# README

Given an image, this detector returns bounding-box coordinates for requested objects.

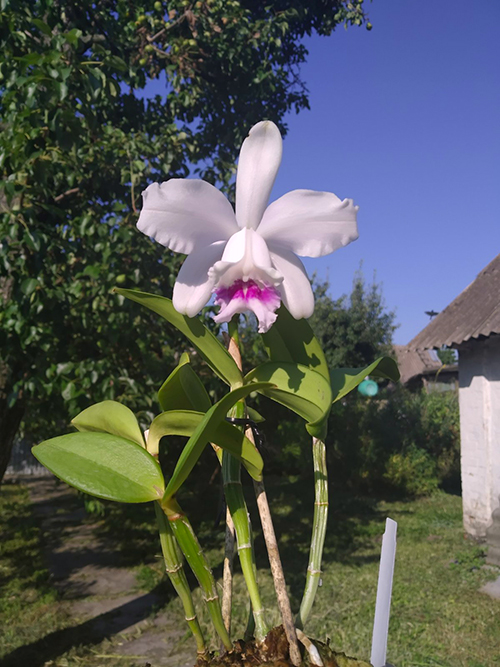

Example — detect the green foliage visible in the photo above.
[246,299,399,442]
[32,431,165,502]
[162,381,272,507]
[80,492,107,517]
[243,277,399,475]
[327,387,461,495]
[330,356,400,403]
[147,409,264,480]
[310,270,397,370]
[135,563,161,591]
[32,380,266,506]
[384,444,439,496]
[261,305,330,381]
[71,399,145,446]
[0,0,369,470]
[116,289,243,387]
[437,346,457,365]
[246,361,333,438]
[157,353,211,413]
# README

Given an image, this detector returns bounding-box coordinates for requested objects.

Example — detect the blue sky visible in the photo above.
[270,1,500,344]
[144,1,500,344]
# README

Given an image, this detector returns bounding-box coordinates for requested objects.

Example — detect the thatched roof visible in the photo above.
[408,253,500,350]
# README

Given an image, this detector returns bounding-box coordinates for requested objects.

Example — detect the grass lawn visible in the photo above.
[1,476,499,667]
[0,483,70,658]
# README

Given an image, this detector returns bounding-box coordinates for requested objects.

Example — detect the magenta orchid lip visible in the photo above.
[213,279,281,333]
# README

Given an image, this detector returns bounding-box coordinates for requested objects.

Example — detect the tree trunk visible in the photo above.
[0,397,25,482]
[0,271,25,482]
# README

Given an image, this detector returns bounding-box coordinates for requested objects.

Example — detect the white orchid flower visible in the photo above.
[137,120,359,333]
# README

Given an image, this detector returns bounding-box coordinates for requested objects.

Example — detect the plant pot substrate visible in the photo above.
[193,626,372,667]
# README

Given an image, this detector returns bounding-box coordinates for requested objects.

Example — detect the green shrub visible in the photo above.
[178,385,460,499]
[325,386,460,496]
[384,444,439,496]
[79,492,107,517]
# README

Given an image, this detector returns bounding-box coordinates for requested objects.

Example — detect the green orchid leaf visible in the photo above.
[147,410,263,481]
[32,432,164,503]
[331,356,400,403]
[261,306,330,382]
[158,352,211,413]
[245,362,332,439]
[163,382,273,503]
[246,406,265,423]
[71,400,145,447]
[366,356,400,381]
[115,288,243,388]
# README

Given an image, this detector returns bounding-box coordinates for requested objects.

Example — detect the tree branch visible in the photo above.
[54,187,80,203]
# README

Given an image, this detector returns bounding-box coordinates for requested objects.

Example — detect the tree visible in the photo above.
[0,0,370,480]
[437,347,457,365]
[309,269,397,370]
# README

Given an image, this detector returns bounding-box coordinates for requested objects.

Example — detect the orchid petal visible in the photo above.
[138,179,238,255]
[268,246,315,320]
[173,241,226,317]
[258,189,359,258]
[235,121,282,230]
[210,228,282,288]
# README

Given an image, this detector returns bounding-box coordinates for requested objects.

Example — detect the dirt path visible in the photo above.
[24,477,196,667]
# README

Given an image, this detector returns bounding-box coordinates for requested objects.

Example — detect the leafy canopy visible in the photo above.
[310,269,397,370]
[0,0,369,476]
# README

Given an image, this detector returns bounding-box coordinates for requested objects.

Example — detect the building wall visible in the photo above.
[5,436,50,477]
[459,335,500,537]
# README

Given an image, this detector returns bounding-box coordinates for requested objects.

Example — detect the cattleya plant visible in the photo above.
[33,122,399,667]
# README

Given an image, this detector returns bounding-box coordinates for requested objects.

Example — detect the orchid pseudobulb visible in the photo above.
[137,121,359,333]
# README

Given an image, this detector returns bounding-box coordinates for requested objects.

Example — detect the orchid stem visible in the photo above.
[162,503,232,651]
[296,437,328,630]
[154,502,206,655]
[222,319,270,642]
[225,319,299,658]
[222,504,236,637]
[223,444,270,641]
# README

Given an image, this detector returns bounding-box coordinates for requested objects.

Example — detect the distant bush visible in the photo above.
[79,386,459,506]
[325,386,461,496]
[384,445,439,496]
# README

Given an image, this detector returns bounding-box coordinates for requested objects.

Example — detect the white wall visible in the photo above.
[459,335,500,537]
